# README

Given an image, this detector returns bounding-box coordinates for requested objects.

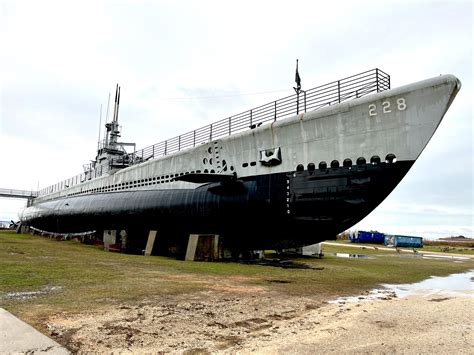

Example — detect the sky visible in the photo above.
[0,0,472,239]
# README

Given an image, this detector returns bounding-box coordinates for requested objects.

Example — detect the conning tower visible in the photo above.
[83,84,136,180]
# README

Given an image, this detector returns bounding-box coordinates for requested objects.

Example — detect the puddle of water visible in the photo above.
[331,253,369,259]
[328,289,395,304]
[390,253,470,263]
[421,254,470,261]
[328,270,474,304]
[382,270,474,298]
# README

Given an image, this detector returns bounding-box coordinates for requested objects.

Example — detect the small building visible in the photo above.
[349,230,385,244]
[384,234,423,248]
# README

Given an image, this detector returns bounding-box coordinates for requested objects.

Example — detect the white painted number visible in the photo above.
[397,97,406,110]
[368,97,406,117]
[368,104,377,117]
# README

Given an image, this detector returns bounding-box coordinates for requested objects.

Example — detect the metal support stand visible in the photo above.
[18,224,30,234]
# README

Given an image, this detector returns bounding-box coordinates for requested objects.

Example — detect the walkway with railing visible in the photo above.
[0,188,38,199]
[38,68,390,197]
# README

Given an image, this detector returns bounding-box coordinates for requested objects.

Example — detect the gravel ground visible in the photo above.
[46,287,473,354]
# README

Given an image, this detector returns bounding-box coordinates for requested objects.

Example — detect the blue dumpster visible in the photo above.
[349,231,385,244]
[384,235,423,248]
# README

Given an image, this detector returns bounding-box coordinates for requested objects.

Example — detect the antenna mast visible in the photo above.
[104,93,111,143]
[115,86,121,122]
[97,104,102,151]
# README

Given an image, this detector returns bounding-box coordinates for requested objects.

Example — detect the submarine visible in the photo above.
[19,69,461,253]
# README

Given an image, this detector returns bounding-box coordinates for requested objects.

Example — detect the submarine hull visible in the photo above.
[20,73,460,250]
[21,161,413,249]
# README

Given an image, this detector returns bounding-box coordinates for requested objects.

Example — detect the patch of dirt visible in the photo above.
[45,290,474,354]
[46,291,311,353]
[208,285,265,293]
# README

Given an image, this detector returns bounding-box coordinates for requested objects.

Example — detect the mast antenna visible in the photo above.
[97,104,102,151]
[112,84,118,123]
[104,92,111,138]
[115,86,121,123]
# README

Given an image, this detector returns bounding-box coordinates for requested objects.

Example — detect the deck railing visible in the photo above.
[135,68,390,160]
[38,68,390,197]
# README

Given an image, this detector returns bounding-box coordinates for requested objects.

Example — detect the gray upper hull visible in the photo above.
[33,74,460,203]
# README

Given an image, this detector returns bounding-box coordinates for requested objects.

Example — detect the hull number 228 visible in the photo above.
[369,98,406,117]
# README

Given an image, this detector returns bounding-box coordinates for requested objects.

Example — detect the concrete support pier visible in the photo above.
[185,234,220,261]
[103,230,117,251]
[144,230,159,256]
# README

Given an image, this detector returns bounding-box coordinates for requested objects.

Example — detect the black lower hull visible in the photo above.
[21,161,414,249]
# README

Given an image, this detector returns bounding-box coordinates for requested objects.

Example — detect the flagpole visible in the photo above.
[294,59,302,114]
[297,91,299,114]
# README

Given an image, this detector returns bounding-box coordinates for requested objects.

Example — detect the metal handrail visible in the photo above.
[132,69,389,160]
[38,68,390,197]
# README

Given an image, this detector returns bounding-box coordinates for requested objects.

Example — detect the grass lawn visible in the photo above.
[419,244,474,255]
[1,230,473,325]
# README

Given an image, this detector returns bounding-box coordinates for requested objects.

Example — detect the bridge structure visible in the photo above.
[0,188,38,202]
[0,189,38,227]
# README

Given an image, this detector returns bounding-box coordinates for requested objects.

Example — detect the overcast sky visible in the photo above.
[0,0,472,238]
